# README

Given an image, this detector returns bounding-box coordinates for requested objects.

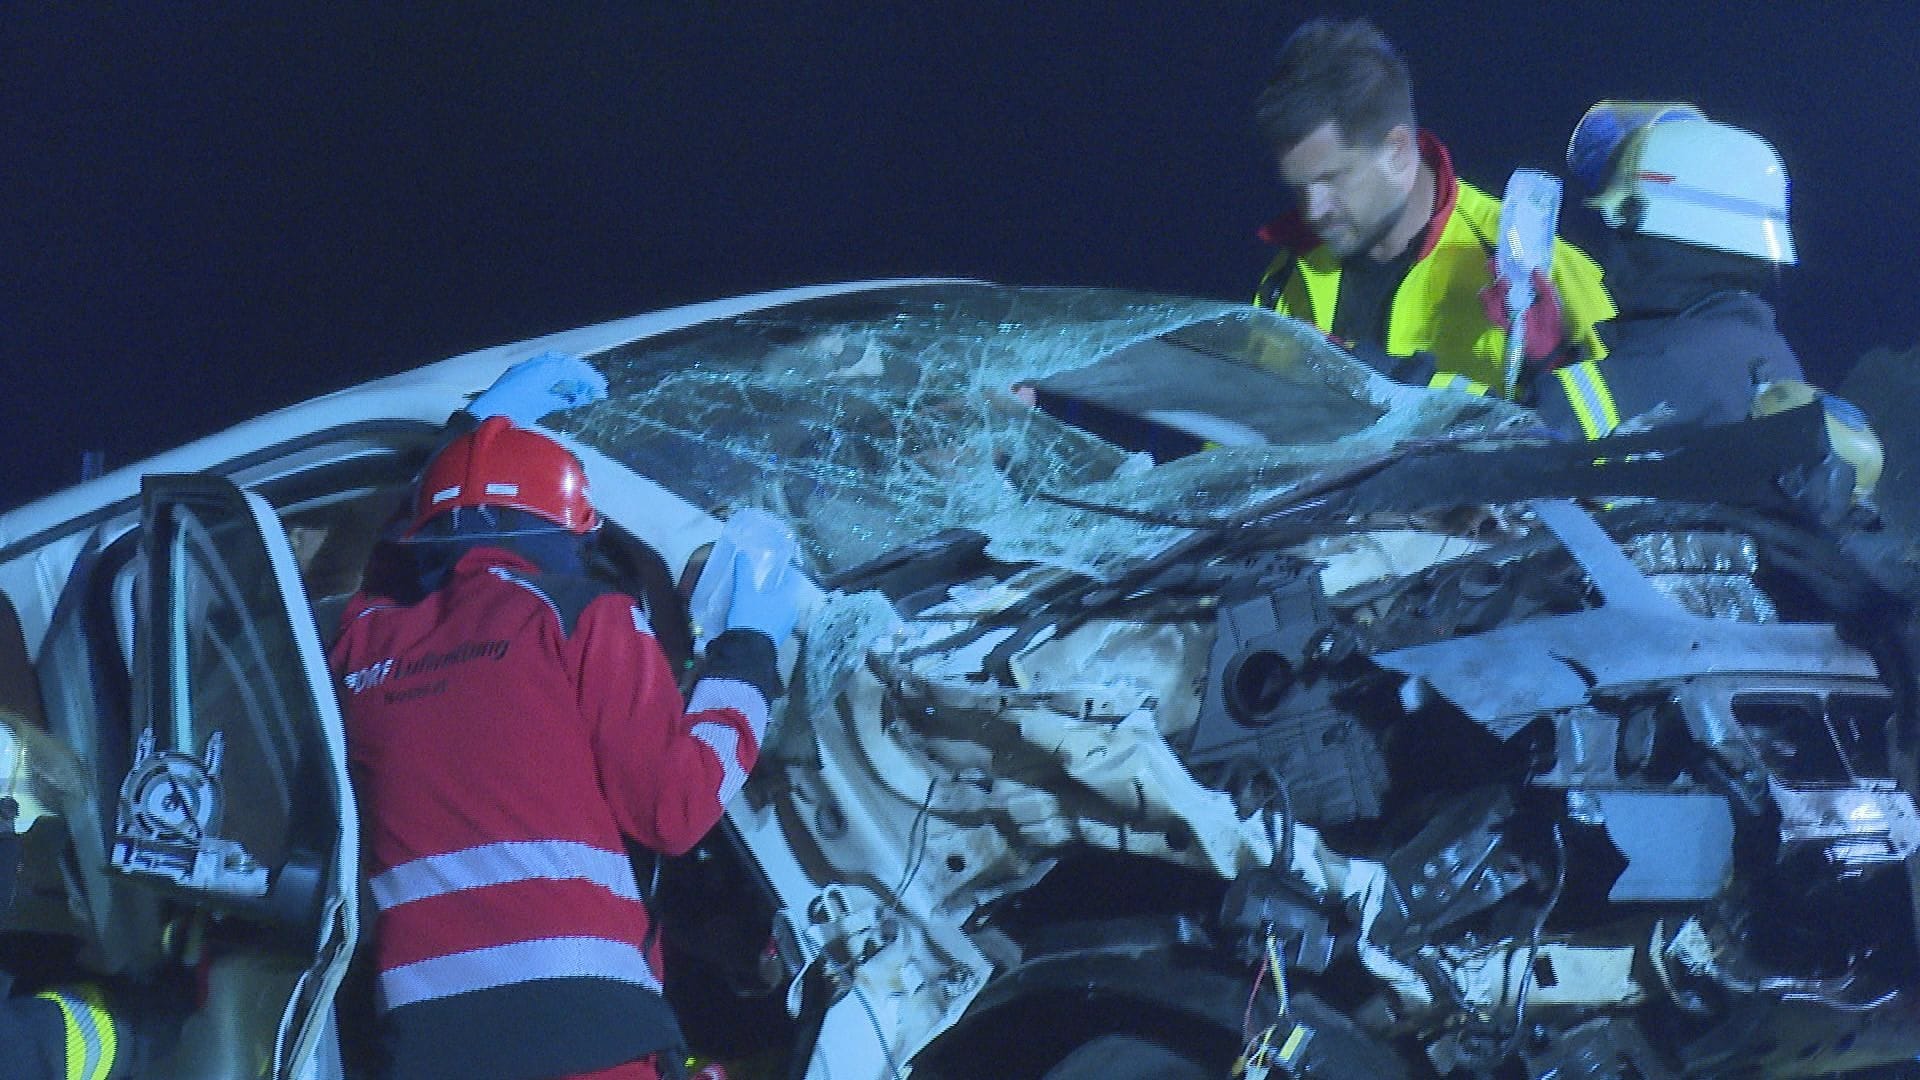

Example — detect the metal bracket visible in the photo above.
[110,728,267,898]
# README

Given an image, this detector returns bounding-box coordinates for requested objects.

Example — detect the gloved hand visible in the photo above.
[1478,266,1567,368]
[469,351,609,425]
[724,547,808,644]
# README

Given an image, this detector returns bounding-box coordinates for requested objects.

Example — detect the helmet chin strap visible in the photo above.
[402,505,586,544]
[408,508,594,594]
[400,526,576,545]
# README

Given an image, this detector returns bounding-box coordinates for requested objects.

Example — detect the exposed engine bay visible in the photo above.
[566,285,1920,1076]
[793,483,1920,1077]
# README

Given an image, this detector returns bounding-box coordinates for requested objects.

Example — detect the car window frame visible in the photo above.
[135,473,360,1080]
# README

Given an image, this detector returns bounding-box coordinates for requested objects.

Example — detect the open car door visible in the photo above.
[115,474,359,1079]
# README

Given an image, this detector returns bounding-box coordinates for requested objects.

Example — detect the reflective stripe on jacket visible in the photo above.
[1255,132,1614,399]
[33,986,116,1080]
[1552,360,1622,438]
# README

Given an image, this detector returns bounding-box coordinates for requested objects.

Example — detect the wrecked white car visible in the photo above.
[1,282,1917,1079]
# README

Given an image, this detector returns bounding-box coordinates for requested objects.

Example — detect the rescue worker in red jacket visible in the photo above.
[331,413,805,1080]
[1250,16,1614,396]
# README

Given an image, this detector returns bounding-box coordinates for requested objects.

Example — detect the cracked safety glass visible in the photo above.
[556,284,1527,579]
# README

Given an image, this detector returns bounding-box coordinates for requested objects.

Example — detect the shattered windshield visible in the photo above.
[560,284,1527,578]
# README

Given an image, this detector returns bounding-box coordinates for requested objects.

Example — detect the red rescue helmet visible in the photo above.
[408,416,599,535]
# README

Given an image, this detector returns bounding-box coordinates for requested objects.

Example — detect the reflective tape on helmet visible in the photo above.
[34,985,117,1080]
[1640,175,1790,231]
[1554,361,1620,440]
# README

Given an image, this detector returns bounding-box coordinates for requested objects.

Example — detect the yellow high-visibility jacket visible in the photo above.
[1255,133,1614,399]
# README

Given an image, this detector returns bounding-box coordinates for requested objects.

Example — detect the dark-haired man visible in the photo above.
[1252,16,1614,397]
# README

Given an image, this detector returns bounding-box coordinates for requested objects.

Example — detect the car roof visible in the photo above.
[0,279,964,551]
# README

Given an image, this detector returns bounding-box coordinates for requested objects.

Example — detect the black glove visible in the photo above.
[1343,339,1438,387]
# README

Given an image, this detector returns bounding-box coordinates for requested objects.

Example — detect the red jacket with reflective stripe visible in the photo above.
[330,546,775,1079]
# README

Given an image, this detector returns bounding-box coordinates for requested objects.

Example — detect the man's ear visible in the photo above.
[1381,124,1417,175]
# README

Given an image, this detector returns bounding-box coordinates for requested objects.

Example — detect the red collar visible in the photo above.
[1409,131,1458,261]
[1257,129,1459,262]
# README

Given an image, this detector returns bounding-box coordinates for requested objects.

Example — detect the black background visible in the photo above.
[6,4,1916,512]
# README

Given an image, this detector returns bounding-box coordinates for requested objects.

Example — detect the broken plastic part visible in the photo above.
[1519,1015,1675,1080]
[1770,779,1920,869]
[1219,867,1337,975]
[1440,941,1644,1009]
[1586,791,1734,901]
[1189,563,1389,825]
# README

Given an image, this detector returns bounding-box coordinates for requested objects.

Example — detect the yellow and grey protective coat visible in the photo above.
[1255,132,1614,400]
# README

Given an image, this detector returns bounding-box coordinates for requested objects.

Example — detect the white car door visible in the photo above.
[125,474,358,1079]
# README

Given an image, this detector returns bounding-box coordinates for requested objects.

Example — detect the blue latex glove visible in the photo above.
[724,548,807,644]
[469,351,609,425]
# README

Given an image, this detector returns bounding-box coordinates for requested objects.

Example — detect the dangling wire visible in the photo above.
[853,980,905,1080]
[1236,1024,1277,1079]
[1241,937,1269,1039]
[884,777,941,917]
[1267,928,1291,1019]
[1260,766,1296,874]
[1236,926,1294,1078]
[1503,820,1567,1058]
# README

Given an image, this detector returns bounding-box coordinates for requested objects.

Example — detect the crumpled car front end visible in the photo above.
[562,284,1920,1078]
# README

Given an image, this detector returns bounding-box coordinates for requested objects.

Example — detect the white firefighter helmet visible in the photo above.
[1566,100,1707,192]
[1589,117,1796,265]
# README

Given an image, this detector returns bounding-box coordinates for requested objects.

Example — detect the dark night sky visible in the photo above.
[5,4,1917,513]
